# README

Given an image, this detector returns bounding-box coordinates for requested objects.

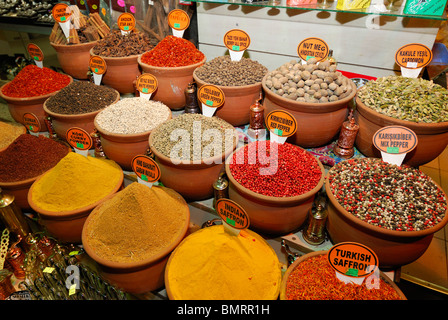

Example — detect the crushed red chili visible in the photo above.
[285,254,403,300]
[1,65,71,98]
[0,134,69,182]
[140,35,205,67]
[229,141,322,197]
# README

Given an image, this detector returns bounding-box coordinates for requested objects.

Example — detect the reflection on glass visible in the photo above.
[318,0,331,8]
[386,0,399,11]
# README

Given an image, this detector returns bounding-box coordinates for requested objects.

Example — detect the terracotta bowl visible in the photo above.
[224,145,325,235]
[325,167,448,268]
[148,127,239,202]
[51,41,98,80]
[81,186,190,294]
[90,48,141,94]
[354,96,448,167]
[138,56,206,110]
[279,251,407,300]
[94,110,172,171]
[193,72,262,127]
[0,76,73,132]
[28,167,124,243]
[262,75,357,148]
[43,89,120,142]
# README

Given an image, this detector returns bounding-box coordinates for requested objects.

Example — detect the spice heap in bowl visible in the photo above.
[82,182,190,294]
[280,251,405,300]
[325,158,448,267]
[94,97,172,170]
[355,75,448,167]
[225,141,325,235]
[138,35,206,110]
[149,114,238,200]
[0,121,26,151]
[28,152,123,243]
[193,56,268,126]
[0,134,70,209]
[44,81,120,141]
[0,65,72,130]
[262,58,357,147]
[165,224,281,300]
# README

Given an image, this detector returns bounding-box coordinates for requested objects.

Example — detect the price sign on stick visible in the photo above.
[297,37,329,63]
[395,43,432,78]
[224,29,250,62]
[135,73,158,100]
[265,110,297,144]
[131,155,161,188]
[89,55,107,85]
[197,84,225,117]
[373,125,418,166]
[168,9,190,38]
[52,3,72,42]
[66,127,93,157]
[22,113,41,134]
[117,12,135,35]
[27,43,44,68]
[215,198,250,236]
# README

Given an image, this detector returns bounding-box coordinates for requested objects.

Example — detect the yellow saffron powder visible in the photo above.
[30,152,122,212]
[166,225,282,300]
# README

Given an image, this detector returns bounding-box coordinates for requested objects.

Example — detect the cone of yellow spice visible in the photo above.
[165,224,282,300]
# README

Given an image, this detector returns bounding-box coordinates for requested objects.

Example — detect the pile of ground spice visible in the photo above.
[0,134,69,182]
[84,183,188,263]
[0,121,25,150]
[1,65,71,98]
[45,81,118,115]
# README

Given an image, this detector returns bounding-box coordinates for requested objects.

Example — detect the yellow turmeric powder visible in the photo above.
[165,225,282,300]
[83,182,189,263]
[30,152,123,212]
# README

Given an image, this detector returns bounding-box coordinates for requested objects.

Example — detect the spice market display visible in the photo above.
[0,1,447,304]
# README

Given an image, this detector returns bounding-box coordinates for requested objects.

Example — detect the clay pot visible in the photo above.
[354,96,448,167]
[90,48,141,94]
[148,127,239,202]
[0,77,73,132]
[81,186,190,294]
[94,111,172,171]
[325,167,448,268]
[193,72,262,127]
[262,75,357,148]
[51,41,98,80]
[28,167,124,243]
[279,251,407,300]
[138,56,206,110]
[224,145,325,235]
[43,89,120,142]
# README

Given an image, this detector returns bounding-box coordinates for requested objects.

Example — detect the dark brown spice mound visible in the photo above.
[92,30,158,57]
[0,134,69,182]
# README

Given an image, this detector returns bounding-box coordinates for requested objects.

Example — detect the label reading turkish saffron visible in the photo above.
[66,127,93,151]
[197,85,225,108]
[265,110,297,137]
[52,3,71,23]
[168,9,190,31]
[297,37,329,62]
[373,126,418,155]
[131,155,161,183]
[22,113,41,133]
[223,29,251,52]
[216,199,250,230]
[27,43,44,62]
[89,55,107,75]
[395,43,432,69]
[328,242,379,278]
[117,13,136,32]
[135,73,158,94]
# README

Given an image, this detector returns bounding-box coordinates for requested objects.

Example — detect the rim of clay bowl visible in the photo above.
[89,48,141,65]
[261,73,357,113]
[138,55,206,72]
[325,158,448,238]
[0,123,26,153]
[0,76,73,103]
[81,185,190,270]
[148,119,239,168]
[43,88,120,119]
[224,143,326,206]
[50,40,98,51]
[355,95,448,134]
[193,69,264,93]
[93,101,172,141]
[27,161,124,220]
[279,250,407,300]
[164,224,281,300]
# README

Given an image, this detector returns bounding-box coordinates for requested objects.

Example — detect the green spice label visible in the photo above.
[215,199,250,230]
[373,126,418,155]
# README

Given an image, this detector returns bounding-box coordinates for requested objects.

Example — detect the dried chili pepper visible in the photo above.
[140,35,205,67]
[1,65,71,98]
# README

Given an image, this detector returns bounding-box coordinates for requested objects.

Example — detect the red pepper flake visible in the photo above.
[140,35,205,67]
[285,254,403,300]
[1,65,71,98]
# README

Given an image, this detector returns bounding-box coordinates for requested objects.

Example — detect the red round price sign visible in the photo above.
[131,155,161,183]
[328,242,379,278]
[215,199,250,230]
[66,127,93,150]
